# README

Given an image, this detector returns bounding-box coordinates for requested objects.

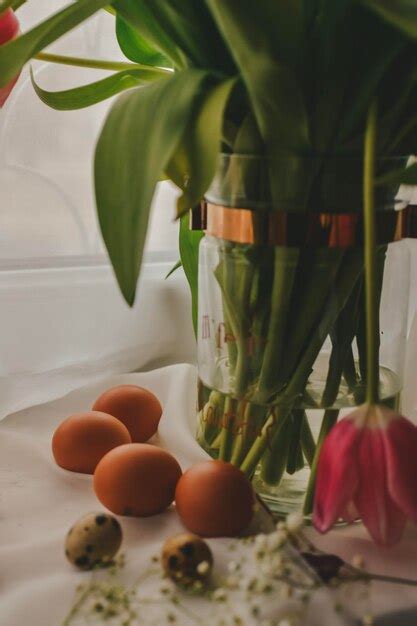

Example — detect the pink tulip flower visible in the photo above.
[313,404,417,545]
[0,8,20,107]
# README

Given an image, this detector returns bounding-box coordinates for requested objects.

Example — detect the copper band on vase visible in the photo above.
[191,202,417,247]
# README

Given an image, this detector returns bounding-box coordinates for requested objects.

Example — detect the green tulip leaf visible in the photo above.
[0,0,26,10]
[377,162,417,186]
[207,0,310,154]
[362,0,417,38]
[165,259,182,280]
[134,0,236,74]
[94,69,209,305]
[174,77,237,216]
[0,0,27,10]
[116,15,172,68]
[31,66,166,110]
[0,0,110,87]
[113,0,186,69]
[179,214,203,336]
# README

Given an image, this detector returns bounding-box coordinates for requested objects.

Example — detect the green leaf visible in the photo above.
[94,69,209,305]
[0,0,26,10]
[179,214,203,336]
[174,77,237,216]
[116,15,172,67]
[302,0,320,32]
[336,16,404,142]
[233,112,264,154]
[0,0,110,87]
[207,1,310,154]
[208,0,305,69]
[165,259,182,280]
[377,162,417,186]
[136,0,236,73]
[113,0,186,69]
[31,67,166,110]
[312,5,404,151]
[361,0,417,38]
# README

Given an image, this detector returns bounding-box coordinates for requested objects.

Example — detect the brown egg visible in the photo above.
[92,385,162,443]
[52,411,131,474]
[175,460,255,537]
[93,443,182,517]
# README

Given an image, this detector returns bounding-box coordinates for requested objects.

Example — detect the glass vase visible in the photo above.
[195,154,412,518]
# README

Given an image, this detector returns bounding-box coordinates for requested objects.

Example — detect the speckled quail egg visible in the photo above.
[65,512,122,570]
[162,533,213,587]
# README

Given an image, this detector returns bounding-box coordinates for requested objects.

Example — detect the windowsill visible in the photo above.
[0,255,196,419]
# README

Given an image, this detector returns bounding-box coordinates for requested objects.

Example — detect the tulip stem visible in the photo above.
[363,99,379,405]
[303,409,339,515]
[34,52,170,75]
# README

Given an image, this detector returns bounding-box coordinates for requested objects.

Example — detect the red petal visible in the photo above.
[313,418,360,533]
[0,9,19,107]
[341,500,360,523]
[0,9,19,45]
[354,427,406,545]
[383,414,417,522]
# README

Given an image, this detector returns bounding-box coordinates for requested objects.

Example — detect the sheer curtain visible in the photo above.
[0,3,195,419]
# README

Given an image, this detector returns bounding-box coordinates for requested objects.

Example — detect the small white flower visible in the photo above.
[279,584,292,599]
[352,554,365,569]
[269,530,287,550]
[255,533,268,550]
[286,511,304,534]
[228,560,239,573]
[196,560,210,575]
[225,575,239,589]
[212,588,227,602]
[245,576,258,592]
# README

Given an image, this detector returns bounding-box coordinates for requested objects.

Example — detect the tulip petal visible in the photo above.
[355,427,406,545]
[383,414,417,522]
[0,9,19,45]
[313,418,360,533]
[0,9,19,108]
[341,500,360,524]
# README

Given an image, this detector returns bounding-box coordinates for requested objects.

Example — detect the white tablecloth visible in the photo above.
[1,364,417,626]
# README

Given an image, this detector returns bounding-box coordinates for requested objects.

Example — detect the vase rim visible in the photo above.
[217,152,411,162]
[205,153,413,214]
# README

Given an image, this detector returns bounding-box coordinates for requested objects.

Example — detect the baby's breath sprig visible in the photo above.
[63,512,409,626]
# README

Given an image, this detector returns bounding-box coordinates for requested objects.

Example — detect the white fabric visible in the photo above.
[1,364,417,626]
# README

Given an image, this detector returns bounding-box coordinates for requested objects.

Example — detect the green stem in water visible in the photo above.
[230,402,268,466]
[241,250,363,478]
[300,415,316,467]
[197,391,224,449]
[363,100,379,405]
[219,397,238,461]
[34,52,170,75]
[286,410,305,475]
[240,406,291,477]
[303,409,339,515]
[260,415,293,485]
